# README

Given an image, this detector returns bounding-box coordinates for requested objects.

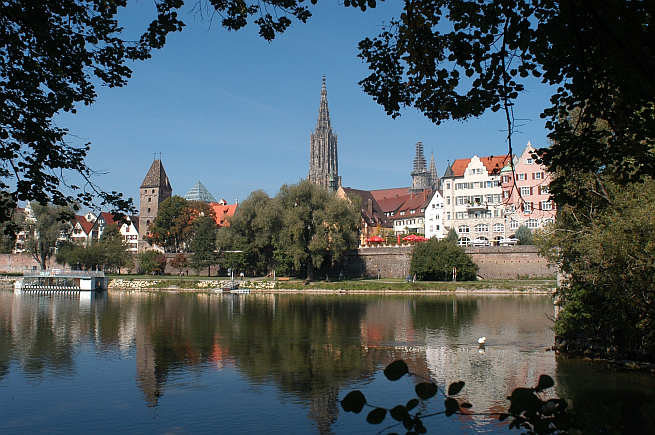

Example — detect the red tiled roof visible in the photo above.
[209,202,237,227]
[74,216,93,234]
[449,155,512,177]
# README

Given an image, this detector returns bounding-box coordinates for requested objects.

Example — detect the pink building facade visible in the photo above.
[501,143,556,233]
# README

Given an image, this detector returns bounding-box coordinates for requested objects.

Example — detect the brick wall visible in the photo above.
[0,254,45,272]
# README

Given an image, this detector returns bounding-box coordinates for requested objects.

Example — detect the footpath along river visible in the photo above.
[1,290,654,434]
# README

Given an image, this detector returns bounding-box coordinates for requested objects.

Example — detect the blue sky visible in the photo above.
[56,0,553,211]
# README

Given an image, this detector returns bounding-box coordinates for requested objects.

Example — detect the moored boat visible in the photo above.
[14,270,108,292]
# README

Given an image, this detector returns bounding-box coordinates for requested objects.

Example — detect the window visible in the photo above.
[432,204,436,209]
[526,158,534,164]
[544,218,555,224]
[502,175,510,183]
[474,223,489,232]
[503,190,510,199]
[400,211,405,215]
[446,196,451,205]
[533,172,543,180]
[476,168,483,174]
[493,223,505,233]
[520,186,531,196]
[152,189,155,194]
[148,197,151,203]
[447,212,451,220]
[147,208,151,213]
[526,219,539,229]
[456,212,466,219]
[539,185,550,194]
[493,194,501,203]
[458,225,470,233]
[429,225,433,232]
[486,181,492,188]
[541,201,552,210]
[509,220,519,230]
[436,225,440,230]
[446,182,450,190]
[410,209,416,214]
[517,173,526,181]
[458,237,470,246]
[523,202,532,213]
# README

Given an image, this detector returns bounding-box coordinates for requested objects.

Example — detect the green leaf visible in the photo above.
[390,405,410,422]
[406,398,419,411]
[366,407,387,424]
[341,390,366,413]
[444,398,460,417]
[535,374,555,392]
[384,360,409,381]
[415,382,438,400]
[448,381,465,396]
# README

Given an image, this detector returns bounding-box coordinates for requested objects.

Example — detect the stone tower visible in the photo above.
[309,76,339,192]
[410,141,431,193]
[139,159,172,244]
[428,150,439,190]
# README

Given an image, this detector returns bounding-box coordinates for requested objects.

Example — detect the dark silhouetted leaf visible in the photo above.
[415,382,438,400]
[460,402,473,408]
[499,413,510,421]
[403,418,414,430]
[341,390,366,413]
[390,405,410,422]
[444,397,460,417]
[366,407,387,424]
[384,360,409,381]
[535,374,555,392]
[406,398,419,411]
[448,381,465,396]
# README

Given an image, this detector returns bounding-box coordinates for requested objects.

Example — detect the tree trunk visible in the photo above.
[306,261,315,281]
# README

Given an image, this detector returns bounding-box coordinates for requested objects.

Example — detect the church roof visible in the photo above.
[184,181,217,203]
[141,159,172,189]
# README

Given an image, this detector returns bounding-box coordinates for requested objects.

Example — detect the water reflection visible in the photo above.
[1,290,648,434]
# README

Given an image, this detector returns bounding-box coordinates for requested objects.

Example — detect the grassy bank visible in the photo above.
[106,275,555,292]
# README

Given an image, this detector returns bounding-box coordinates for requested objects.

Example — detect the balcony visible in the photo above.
[466,202,488,211]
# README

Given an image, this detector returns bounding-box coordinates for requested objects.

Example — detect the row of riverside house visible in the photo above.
[338,142,556,247]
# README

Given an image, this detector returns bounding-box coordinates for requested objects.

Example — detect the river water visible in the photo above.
[0,290,654,434]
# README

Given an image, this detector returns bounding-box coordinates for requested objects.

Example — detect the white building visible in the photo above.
[442,155,513,246]
[424,190,446,239]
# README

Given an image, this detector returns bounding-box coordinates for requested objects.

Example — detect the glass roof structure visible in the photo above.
[184,181,217,203]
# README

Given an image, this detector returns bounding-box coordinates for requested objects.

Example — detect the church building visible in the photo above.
[308,76,341,192]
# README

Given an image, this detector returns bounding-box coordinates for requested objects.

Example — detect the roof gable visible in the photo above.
[141,159,172,189]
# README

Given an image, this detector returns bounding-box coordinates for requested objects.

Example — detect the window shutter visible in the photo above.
[532,173,535,180]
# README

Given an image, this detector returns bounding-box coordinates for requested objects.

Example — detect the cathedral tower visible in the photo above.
[309,76,339,192]
[139,159,172,245]
[410,141,431,193]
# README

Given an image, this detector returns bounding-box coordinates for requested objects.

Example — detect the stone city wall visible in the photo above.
[0,245,554,279]
[342,244,553,279]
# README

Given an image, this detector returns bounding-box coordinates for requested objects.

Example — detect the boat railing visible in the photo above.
[22,270,106,278]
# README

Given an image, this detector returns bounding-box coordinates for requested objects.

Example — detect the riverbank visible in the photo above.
[105,276,556,293]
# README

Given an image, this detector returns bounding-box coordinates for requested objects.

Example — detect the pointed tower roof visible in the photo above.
[443,161,454,178]
[316,75,332,131]
[412,141,427,174]
[429,150,438,185]
[141,159,172,189]
[184,181,217,203]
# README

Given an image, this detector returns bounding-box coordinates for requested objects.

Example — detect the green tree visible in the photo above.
[445,228,459,244]
[100,224,133,273]
[188,215,219,276]
[0,0,315,227]
[137,250,167,275]
[23,203,74,270]
[514,225,533,245]
[274,180,359,280]
[146,196,189,252]
[537,176,655,361]
[410,238,478,281]
[356,1,655,207]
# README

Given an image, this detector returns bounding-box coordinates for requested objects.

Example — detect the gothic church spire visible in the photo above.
[309,76,339,191]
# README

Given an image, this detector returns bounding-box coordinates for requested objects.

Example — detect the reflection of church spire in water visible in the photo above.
[308,387,340,435]
[135,303,162,407]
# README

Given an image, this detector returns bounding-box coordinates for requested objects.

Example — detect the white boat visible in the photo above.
[14,269,108,292]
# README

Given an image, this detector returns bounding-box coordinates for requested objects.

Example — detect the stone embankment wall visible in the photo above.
[466,245,554,279]
[0,246,554,280]
[342,244,553,279]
